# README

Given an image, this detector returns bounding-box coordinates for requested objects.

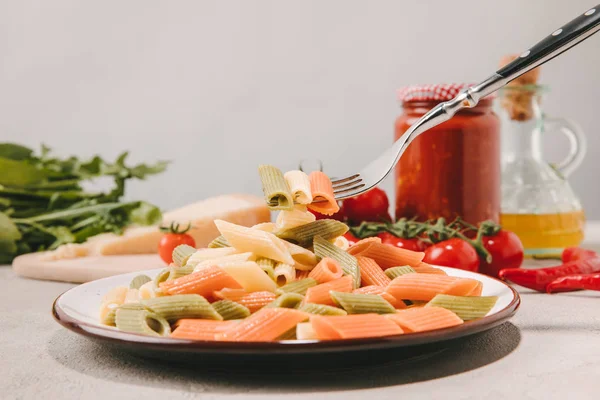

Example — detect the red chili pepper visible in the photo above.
[561,247,597,263]
[498,257,600,292]
[546,273,600,293]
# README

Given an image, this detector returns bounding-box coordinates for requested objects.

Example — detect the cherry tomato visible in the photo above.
[342,187,391,224]
[423,238,480,272]
[377,232,427,252]
[343,232,360,247]
[309,202,345,221]
[158,223,196,264]
[562,247,597,263]
[478,230,524,278]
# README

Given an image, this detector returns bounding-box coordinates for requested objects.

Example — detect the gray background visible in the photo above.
[2,0,599,217]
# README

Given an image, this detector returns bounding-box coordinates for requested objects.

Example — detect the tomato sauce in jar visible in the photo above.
[394,84,500,224]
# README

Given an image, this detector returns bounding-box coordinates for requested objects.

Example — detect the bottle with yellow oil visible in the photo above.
[498,84,586,258]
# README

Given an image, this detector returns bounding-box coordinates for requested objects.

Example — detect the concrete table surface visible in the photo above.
[2,224,600,400]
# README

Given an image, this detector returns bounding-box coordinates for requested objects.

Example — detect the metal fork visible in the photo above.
[332,5,600,200]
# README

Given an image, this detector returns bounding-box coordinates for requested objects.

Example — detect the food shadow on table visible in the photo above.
[47,322,521,393]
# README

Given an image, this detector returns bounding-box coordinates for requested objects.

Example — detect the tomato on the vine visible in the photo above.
[158,222,196,264]
[343,232,360,247]
[423,238,480,272]
[342,187,391,224]
[377,232,427,252]
[478,230,524,278]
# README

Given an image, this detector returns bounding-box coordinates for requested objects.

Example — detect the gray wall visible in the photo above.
[2,0,599,217]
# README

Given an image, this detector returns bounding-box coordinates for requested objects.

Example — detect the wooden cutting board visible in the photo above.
[12,252,165,284]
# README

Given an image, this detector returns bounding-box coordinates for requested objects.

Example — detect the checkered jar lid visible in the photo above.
[397,83,496,103]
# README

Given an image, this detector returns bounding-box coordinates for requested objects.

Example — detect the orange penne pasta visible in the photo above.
[303,275,353,306]
[309,257,344,283]
[217,308,309,342]
[465,281,483,296]
[214,289,276,313]
[310,314,403,340]
[348,241,424,269]
[353,285,406,309]
[171,319,239,340]
[357,256,391,287]
[295,269,311,280]
[385,307,463,333]
[385,274,481,301]
[160,266,242,296]
[213,288,248,302]
[447,278,481,297]
[414,262,448,275]
[307,171,339,216]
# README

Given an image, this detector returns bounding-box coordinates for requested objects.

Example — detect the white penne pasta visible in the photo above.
[284,170,312,204]
[215,220,294,265]
[99,302,119,324]
[333,235,350,251]
[274,262,296,286]
[220,261,278,292]
[124,288,140,304]
[275,205,316,231]
[296,322,318,340]
[139,281,160,299]
[101,286,128,305]
[284,241,318,271]
[185,247,239,268]
[252,222,277,233]
[193,252,254,272]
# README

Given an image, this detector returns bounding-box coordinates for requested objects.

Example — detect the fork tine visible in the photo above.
[331,178,363,191]
[333,183,366,196]
[330,174,360,185]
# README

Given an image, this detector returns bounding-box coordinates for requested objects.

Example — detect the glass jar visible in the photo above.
[394,84,501,225]
[498,85,586,258]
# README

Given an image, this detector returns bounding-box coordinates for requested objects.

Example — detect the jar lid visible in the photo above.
[397,83,496,103]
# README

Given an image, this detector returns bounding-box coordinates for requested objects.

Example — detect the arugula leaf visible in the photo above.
[0,211,21,240]
[0,143,33,160]
[0,158,48,186]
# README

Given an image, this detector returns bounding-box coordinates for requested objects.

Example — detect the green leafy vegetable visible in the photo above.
[0,143,168,263]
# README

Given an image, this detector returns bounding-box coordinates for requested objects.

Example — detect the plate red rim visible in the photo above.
[52,269,521,354]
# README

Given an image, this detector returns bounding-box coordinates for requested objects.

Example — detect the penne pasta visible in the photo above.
[159,265,242,297]
[298,303,348,316]
[330,291,396,314]
[213,288,249,302]
[296,322,318,340]
[129,275,152,290]
[212,300,251,320]
[172,244,196,267]
[267,292,305,309]
[284,170,312,204]
[115,304,171,337]
[303,275,353,306]
[171,319,239,341]
[274,262,296,286]
[352,285,407,309]
[142,294,222,322]
[308,257,344,284]
[138,281,160,300]
[215,220,294,265]
[217,308,309,342]
[357,256,391,287]
[124,288,140,304]
[252,222,277,233]
[425,294,497,321]
[220,261,278,293]
[256,258,276,281]
[258,165,294,211]
[348,239,424,269]
[277,220,348,248]
[214,289,278,313]
[193,253,255,272]
[276,205,315,231]
[384,266,416,280]
[333,235,350,251]
[310,314,403,340]
[186,247,239,268]
[385,274,481,302]
[413,262,448,275]
[385,306,463,333]
[307,171,340,216]
[208,235,231,249]
[276,278,318,296]
[284,241,318,271]
[313,236,360,288]
[295,269,311,279]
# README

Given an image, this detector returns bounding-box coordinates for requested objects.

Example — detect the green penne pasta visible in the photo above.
[330,291,395,314]
[172,244,196,267]
[153,268,171,288]
[426,294,498,321]
[277,220,348,247]
[267,293,305,309]
[313,236,360,288]
[256,258,276,281]
[141,294,223,322]
[208,235,231,248]
[384,266,416,280]
[129,274,152,290]
[212,300,251,320]
[276,278,318,296]
[115,304,171,337]
[258,164,294,211]
[167,265,195,280]
[298,303,348,316]
[101,305,119,326]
